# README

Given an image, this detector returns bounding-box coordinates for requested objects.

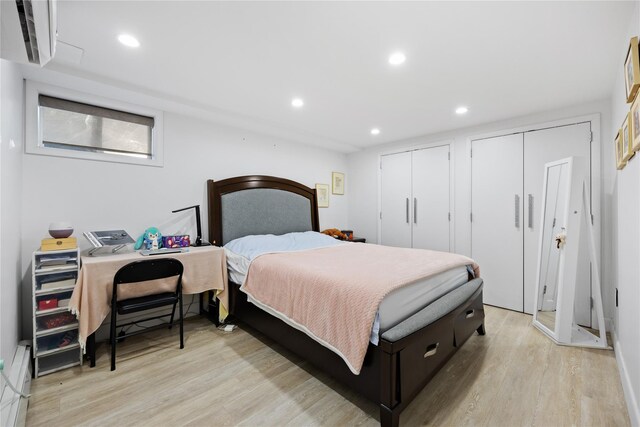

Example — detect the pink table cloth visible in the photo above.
[69,246,227,349]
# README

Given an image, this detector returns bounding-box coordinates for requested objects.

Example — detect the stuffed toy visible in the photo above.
[134,227,163,250]
[321,228,348,240]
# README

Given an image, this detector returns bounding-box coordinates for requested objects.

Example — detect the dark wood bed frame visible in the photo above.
[207,175,485,427]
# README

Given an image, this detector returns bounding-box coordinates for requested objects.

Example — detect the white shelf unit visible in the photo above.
[32,247,82,377]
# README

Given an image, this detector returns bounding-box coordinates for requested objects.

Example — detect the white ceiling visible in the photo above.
[49,1,634,152]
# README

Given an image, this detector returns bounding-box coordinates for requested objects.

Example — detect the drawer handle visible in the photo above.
[424,342,439,358]
[465,309,475,319]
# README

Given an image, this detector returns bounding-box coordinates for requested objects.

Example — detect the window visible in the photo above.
[26,81,164,166]
[39,95,154,158]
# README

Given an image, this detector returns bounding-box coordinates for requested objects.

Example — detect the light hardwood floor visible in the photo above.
[26,306,629,426]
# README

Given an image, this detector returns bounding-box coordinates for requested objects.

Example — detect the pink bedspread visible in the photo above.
[241,243,479,374]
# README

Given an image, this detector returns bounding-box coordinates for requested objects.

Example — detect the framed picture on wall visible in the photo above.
[316,184,330,208]
[625,37,640,103]
[622,113,634,162]
[332,172,345,195]
[615,129,626,170]
[632,95,640,152]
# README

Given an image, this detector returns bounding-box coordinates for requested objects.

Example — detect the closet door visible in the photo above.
[380,152,412,247]
[412,145,450,251]
[471,134,524,312]
[523,123,592,323]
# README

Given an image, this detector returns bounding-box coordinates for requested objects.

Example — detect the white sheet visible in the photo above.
[224,233,470,344]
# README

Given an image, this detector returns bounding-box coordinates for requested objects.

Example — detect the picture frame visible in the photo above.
[622,112,634,162]
[625,37,640,103]
[615,129,626,170]
[632,94,640,152]
[332,172,345,195]
[316,184,329,208]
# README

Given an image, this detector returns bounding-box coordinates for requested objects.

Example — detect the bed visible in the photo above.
[207,175,485,427]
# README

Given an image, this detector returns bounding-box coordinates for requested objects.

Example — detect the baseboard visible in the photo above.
[0,342,32,427]
[612,329,640,426]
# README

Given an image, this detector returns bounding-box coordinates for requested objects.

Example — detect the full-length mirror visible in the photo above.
[532,157,608,349]
[536,162,569,331]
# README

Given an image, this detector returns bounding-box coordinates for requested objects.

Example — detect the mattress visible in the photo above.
[224,233,470,343]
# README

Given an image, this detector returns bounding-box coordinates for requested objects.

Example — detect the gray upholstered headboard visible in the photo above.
[207,176,320,246]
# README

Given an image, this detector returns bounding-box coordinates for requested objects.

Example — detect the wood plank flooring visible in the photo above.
[26,306,629,426]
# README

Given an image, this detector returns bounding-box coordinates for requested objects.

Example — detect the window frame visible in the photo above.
[25,80,164,167]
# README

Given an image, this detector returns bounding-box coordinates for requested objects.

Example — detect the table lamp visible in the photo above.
[171,205,210,246]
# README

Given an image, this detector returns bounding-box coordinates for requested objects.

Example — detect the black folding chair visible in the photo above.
[110,258,184,371]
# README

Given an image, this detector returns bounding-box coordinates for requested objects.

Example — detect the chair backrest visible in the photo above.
[113,258,184,300]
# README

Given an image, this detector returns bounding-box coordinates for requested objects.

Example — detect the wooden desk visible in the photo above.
[69,246,227,366]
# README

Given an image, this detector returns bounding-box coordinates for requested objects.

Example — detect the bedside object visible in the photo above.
[351,237,366,243]
[341,230,354,240]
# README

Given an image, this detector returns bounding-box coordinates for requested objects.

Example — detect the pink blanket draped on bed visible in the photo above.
[241,243,479,374]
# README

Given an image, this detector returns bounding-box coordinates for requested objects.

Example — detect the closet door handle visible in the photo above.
[414,198,417,224]
[528,194,533,229]
[406,198,410,224]
[515,195,520,228]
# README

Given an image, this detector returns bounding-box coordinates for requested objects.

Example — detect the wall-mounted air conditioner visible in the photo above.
[1,0,57,66]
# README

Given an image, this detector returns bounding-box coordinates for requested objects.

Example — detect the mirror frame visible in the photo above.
[532,157,608,349]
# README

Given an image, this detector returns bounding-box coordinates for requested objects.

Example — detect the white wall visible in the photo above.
[348,99,611,313]
[0,59,24,373]
[19,69,349,339]
[609,2,640,425]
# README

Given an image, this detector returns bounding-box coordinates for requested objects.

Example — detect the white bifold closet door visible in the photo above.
[380,145,450,251]
[380,151,412,248]
[412,145,450,251]
[471,122,592,324]
[471,134,524,312]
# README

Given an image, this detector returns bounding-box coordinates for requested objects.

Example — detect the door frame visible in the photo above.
[377,140,455,251]
[467,113,602,324]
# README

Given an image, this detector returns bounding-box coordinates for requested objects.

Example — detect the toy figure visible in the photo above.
[134,227,163,250]
[321,228,348,240]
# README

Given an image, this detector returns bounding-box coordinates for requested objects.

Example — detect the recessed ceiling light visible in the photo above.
[371,128,381,135]
[291,98,304,108]
[118,34,140,48]
[388,52,406,66]
[455,106,469,115]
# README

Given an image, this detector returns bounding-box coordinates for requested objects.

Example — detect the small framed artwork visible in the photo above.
[332,172,345,195]
[625,37,640,103]
[615,129,626,170]
[632,95,640,151]
[622,113,634,162]
[316,184,329,208]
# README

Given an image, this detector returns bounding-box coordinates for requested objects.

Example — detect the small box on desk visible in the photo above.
[162,235,190,248]
[41,237,77,251]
